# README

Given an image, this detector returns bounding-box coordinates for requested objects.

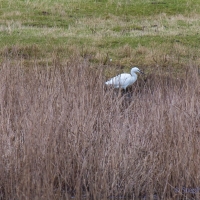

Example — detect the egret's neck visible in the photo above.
[131,72,137,79]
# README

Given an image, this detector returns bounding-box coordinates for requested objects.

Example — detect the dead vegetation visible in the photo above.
[0,56,200,200]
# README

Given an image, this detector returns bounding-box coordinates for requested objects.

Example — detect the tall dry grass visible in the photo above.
[0,56,200,200]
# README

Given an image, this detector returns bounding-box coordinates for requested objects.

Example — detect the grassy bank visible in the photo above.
[1,0,200,73]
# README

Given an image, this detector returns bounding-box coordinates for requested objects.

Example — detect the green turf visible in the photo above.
[1,0,200,70]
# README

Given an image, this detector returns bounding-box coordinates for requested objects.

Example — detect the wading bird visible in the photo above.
[105,67,143,90]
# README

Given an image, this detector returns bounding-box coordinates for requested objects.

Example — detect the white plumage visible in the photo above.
[105,67,143,89]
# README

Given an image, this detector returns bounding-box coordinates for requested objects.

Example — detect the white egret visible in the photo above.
[105,67,143,89]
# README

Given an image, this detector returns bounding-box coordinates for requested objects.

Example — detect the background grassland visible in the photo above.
[1,0,200,74]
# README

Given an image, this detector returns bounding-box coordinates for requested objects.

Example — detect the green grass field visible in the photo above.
[1,0,200,74]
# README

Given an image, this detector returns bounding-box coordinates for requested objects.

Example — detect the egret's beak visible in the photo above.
[140,70,145,75]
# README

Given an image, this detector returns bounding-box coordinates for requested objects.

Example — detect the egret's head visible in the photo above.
[131,67,144,75]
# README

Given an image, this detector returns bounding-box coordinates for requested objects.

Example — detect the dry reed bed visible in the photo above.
[0,58,200,200]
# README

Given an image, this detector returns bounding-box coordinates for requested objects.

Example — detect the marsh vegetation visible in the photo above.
[0,57,200,199]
